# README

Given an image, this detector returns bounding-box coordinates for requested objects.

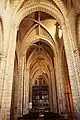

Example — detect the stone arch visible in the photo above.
[11,0,67,20]
[26,38,55,81]
[14,4,68,114]
[25,38,56,112]
[25,38,55,83]
[14,2,68,75]
[21,36,57,57]
[26,39,54,65]
[11,1,79,118]
[14,1,75,63]
[21,17,56,43]
[15,2,65,27]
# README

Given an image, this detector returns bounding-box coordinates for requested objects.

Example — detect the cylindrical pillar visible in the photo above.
[1,26,17,120]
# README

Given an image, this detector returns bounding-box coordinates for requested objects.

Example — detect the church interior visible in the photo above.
[0,0,80,120]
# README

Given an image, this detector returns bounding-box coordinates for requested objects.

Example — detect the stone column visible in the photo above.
[0,18,4,115]
[50,68,57,113]
[62,22,80,119]
[12,59,19,120]
[55,54,66,114]
[1,25,17,120]
[0,53,6,117]
[60,52,69,113]
[16,56,24,116]
[48,76,53,112]
[23,60,29,114]
[68,11,80,98]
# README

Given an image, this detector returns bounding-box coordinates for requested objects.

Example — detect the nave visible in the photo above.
[0,1,80,120]
[10,11,74,120]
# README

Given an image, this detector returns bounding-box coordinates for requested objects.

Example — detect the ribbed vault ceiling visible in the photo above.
[17,11,63,86]
[27,41,54,86]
